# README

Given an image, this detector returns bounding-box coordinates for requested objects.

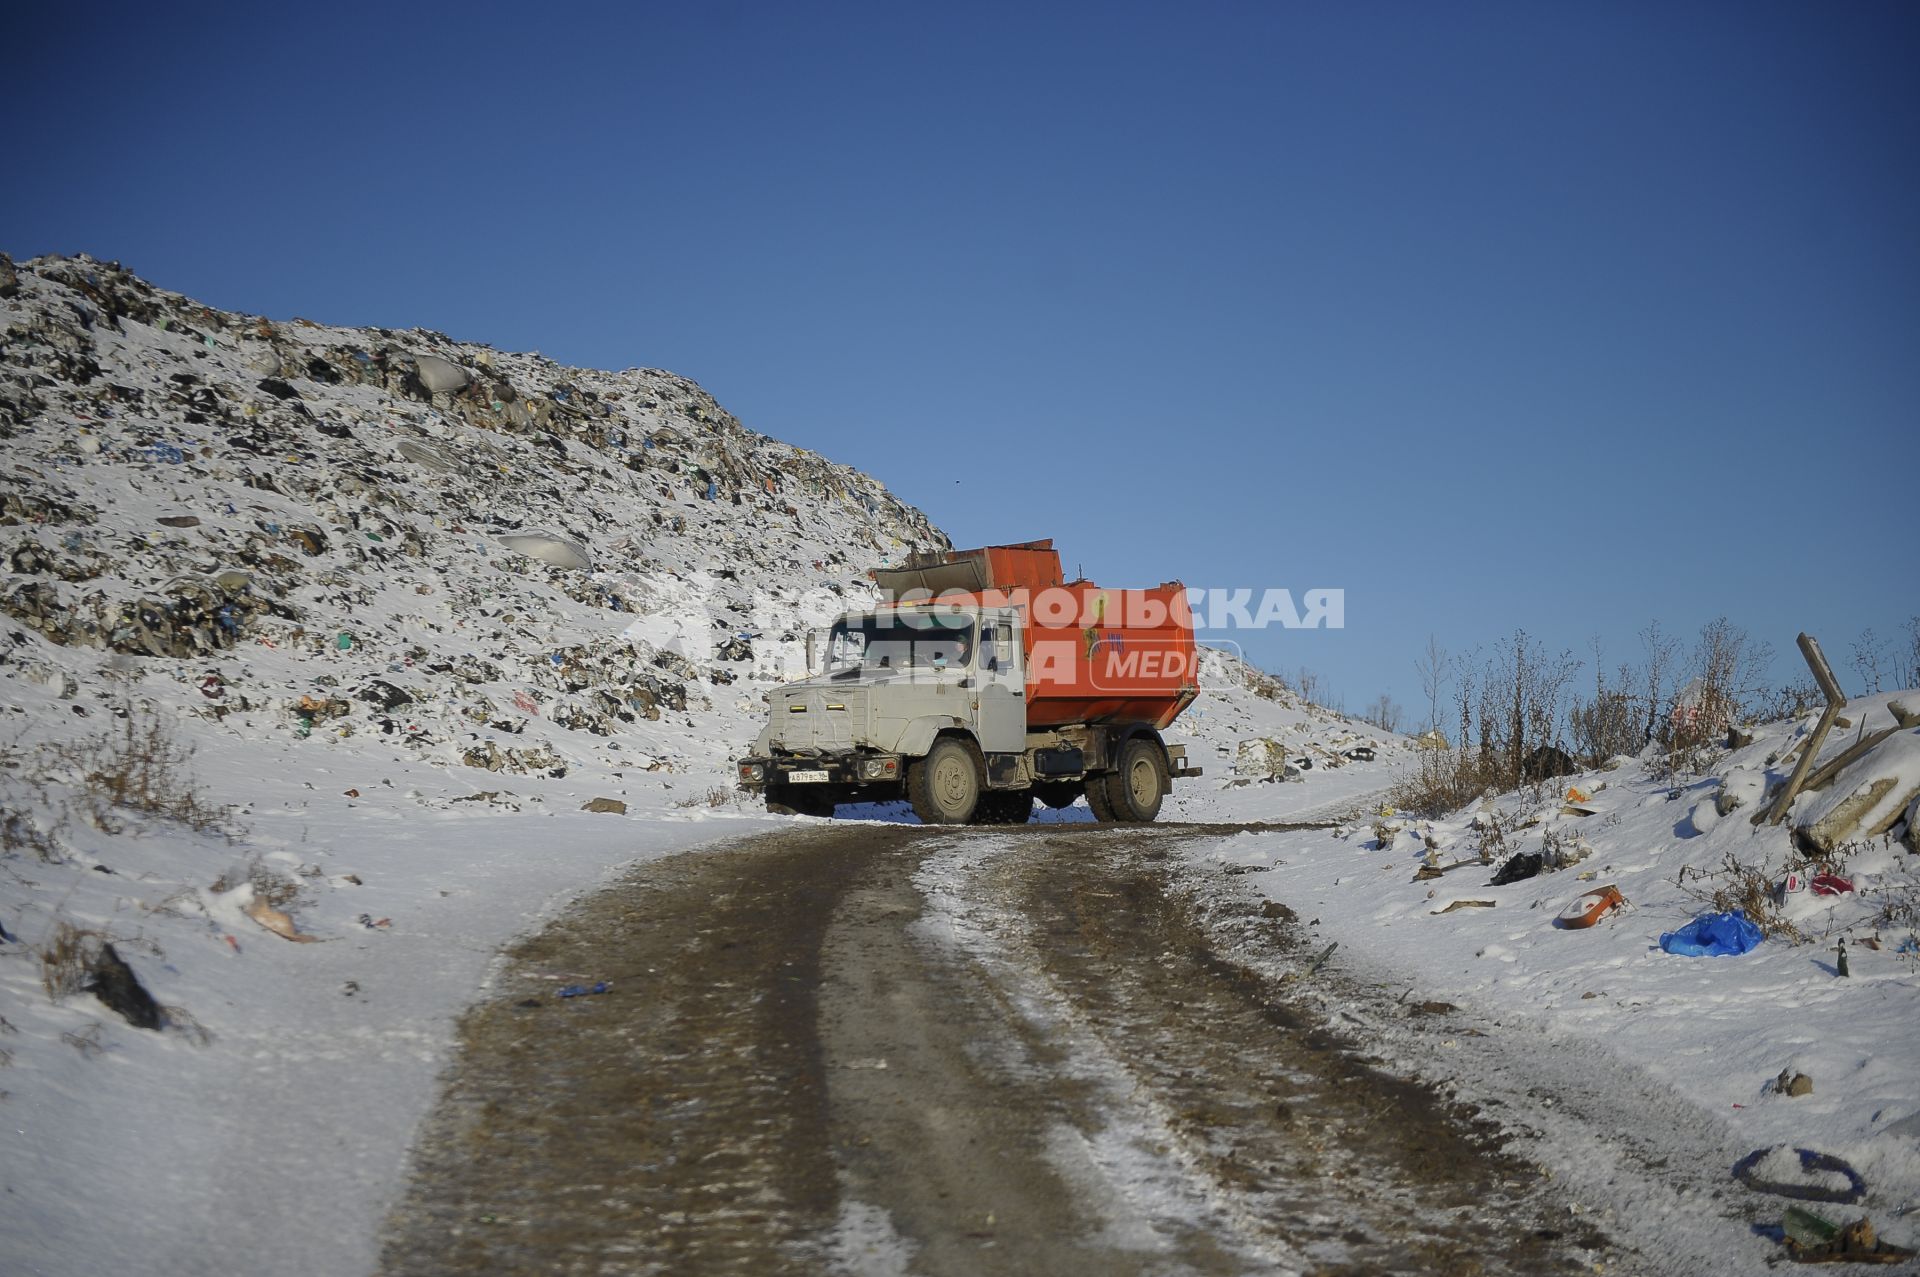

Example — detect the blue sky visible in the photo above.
[8,2,1917,718]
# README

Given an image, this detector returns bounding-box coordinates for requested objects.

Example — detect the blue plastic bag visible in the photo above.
[1660,909,1764,957]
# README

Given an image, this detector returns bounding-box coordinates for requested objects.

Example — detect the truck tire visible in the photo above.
[765,786,833,818]
[909,736,983,825]
[1084,777,1118,822]
[1099,737,1168,823]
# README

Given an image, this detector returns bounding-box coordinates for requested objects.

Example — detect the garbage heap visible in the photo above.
[0,251,949,778]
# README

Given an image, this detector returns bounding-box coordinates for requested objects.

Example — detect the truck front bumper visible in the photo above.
[737,752,903,791]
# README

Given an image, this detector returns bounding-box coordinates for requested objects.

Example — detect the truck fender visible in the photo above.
[1115,726,1168,770]
[896,716,971,760]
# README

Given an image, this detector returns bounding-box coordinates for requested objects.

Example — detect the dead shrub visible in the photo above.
[672,786,737,810]
[55,704,235,837]
[212,859,301,909]
[39,919,106,1000]
[0,740,66,861]
[1677,852,1807,944]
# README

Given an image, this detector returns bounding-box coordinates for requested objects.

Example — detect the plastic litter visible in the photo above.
[558,982,610,998]
[1555,884,1625,929]
[1490,852,1544,886]
[1660,909,1764,957]
[1809,873,1854,897]
[1734,1147,1866,1204]
[1780,1207,1915,1264]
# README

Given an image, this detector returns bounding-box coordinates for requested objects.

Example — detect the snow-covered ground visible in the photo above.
[1184,693,1920,1268]
[2,254,1913,1274]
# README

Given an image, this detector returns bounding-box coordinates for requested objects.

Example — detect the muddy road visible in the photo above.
[381,824,1612,1275]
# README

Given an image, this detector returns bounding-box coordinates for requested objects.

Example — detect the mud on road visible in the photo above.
[381,824,1611,1275]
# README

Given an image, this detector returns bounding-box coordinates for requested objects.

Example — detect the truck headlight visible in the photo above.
[858,756,899,780]
[738,762,765,782]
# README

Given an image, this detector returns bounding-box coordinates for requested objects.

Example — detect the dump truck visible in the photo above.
[736,539,1203,823]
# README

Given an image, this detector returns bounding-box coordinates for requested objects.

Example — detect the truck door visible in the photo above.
[974,614,1026,754]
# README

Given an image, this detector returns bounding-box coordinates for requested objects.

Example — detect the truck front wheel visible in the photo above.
[909,736,983,825]
[1097,737,1168,823]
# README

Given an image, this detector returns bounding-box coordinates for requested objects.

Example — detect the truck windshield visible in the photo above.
[828,614,974,673]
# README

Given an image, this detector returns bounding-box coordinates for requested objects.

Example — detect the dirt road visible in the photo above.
[380,824,1610,1275]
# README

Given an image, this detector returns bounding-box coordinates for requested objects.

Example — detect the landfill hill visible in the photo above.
[0,250,951,783]
[0,248,1407,804]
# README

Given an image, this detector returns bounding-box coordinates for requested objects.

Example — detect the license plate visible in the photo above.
[788,769,830,783]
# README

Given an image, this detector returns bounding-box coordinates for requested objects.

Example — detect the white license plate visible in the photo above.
[788,769,830,783]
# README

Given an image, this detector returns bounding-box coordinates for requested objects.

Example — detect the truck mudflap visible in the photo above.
[1167,743,1203,780]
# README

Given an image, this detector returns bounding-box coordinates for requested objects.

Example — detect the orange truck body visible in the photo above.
[874,538,1200,732]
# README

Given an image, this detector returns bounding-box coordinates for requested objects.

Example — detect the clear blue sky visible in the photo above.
[8,2,1917,717]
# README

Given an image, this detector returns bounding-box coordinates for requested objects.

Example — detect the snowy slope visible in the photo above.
[1183,695,1920,1270]
[0,254,1406,1275]
[10,252,1909,1276]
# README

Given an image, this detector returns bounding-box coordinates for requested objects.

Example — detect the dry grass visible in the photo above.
[38,919,105,1001]
[211,858,301,909]
[0,738,66,862]
[53,703,235,837]
[672,786,738,810]
[1675,851,1809,944]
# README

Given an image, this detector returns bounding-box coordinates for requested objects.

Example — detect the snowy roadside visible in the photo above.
[0,680,783,1277]
[1177,697,1920,1270]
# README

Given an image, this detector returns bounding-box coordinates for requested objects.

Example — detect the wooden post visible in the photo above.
[1759,633,1846,826]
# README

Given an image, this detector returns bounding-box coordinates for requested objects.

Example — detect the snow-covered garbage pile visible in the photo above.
[0,251,947,781]
[1784,695,1920,854]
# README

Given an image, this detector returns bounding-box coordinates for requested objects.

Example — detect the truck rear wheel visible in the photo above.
[909,736,983,825]
[1098,737,1168,823]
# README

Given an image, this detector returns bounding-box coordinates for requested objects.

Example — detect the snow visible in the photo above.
[2,254,1916,1274]
[1796,726,1920,839]
[1178,692,1920,1270]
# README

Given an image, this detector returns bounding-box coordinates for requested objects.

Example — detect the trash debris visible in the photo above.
[413,354,470,393]
[1431,899,1496,915]
[1779,1207,1915,1265]
[1555,884,1625,929]
[1835,939,1849,978]
[1489,852,1544,886]
[1733,1146,1867,1204]
[558,982,610,998]
[86,942,163,1030]
[1660,909,1763,957]
[1776,1069,1814,1097]
[244,898,321,943]
[1809,873,1853,897]
[497,531,591,571]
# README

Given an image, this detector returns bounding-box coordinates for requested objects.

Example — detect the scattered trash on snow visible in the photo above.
[1554,885,1625,930]
[1733,1146,1867,1204]
[244,898,322,943]
[1659,910,1763,957]
[1778,1207,1915,1265]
